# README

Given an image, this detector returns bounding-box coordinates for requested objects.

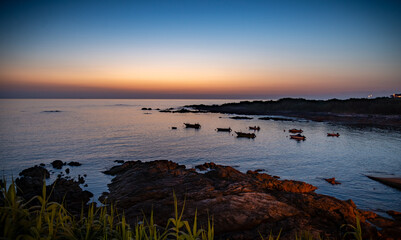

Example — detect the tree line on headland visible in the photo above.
[188,97,401,116]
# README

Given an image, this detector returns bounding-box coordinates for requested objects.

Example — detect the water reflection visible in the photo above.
[0,99,400,213]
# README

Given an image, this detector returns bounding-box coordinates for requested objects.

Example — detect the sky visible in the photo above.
[0,0,400,99]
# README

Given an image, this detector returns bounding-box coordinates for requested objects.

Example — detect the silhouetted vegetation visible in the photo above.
[188,97,401,115]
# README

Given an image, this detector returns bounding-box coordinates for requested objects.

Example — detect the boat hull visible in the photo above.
[217,128,232,132]
[235,132,256,138]
[290,135,306,140]
[184,123,201,129]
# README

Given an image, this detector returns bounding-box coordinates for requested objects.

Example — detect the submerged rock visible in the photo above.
[101,160,387,239]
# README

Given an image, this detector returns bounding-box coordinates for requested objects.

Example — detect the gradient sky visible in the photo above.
[0,0,400,99]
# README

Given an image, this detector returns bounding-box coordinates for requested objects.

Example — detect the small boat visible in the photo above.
[249,126,260,131]
[327,133,340,137]
[216,127,232,132]
[184,123,201,129]
[289,129,303,133]
[235,131,256,138]
[290,134,306,140]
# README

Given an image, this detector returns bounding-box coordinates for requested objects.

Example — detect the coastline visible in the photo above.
[10,160,401,240]
[185,98,401,128]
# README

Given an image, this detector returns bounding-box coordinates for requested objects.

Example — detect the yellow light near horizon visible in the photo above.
[1,61,400,95]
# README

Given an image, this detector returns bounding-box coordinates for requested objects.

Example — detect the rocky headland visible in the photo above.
[101,160,401,240]
[185,98,401,128]
[9,159,401,239]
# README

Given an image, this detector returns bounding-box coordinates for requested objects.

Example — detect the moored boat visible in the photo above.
[249,126,260,131]
[327,133,340,137]
[290,134,306,140]
[217,127,232,132]
[184,123,201,129]
[235,131,256,138]
[289,129,303,133]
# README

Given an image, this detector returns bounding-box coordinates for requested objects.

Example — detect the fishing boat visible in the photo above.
[249,126,260,131]
[289,129,303,133]
[290,134,306,140]
[327,133,340,137]
[216,127,232,132]
[235,131,256,138]
[184,123,201,129]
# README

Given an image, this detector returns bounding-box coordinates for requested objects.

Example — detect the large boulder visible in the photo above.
[101,160,385,239]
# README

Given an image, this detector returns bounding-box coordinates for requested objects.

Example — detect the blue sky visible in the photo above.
[0,0,400,99]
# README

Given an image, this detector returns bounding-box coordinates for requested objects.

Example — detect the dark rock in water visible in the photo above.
[19,165,50,179]
[259,116,294,121]
[78,175,85,184]
[114,160,125,164]
[101,160,387,239]
[172,108,198,113]
[39,163,45,167]
[84,184,88,187]
[67,161,82,166]
[42,110,62,113]
[141,107,152,110]
[229,116,253,120]
[65,168,70,174]
[324,177,341,185]
[51,160,64,169]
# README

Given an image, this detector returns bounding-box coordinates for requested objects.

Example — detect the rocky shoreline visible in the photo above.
[185,98,401,128]
[10,160,401,239]
[101,160,401,240]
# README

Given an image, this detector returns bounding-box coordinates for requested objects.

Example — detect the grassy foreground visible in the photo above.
[1,180,363,240]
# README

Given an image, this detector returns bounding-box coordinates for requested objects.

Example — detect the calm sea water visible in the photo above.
[0,99,400,214]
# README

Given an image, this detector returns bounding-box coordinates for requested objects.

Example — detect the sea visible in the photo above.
[0,99,400,215]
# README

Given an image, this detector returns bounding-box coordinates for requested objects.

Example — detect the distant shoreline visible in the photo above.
[186,98,401,128]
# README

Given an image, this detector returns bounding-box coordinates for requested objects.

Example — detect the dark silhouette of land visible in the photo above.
[186,97,401,127]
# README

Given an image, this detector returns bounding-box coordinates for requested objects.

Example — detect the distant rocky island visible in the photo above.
[186,97,401,127]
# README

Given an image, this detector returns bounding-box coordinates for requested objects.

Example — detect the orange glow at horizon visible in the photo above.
[1,60,400,96]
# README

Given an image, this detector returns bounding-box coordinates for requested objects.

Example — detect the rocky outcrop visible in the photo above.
[101,160,397,239]
[51,160,64,169]
[47,178,93,214]
[15,164,92,214]
[15,166,50,200]
[19,165,50,179]
[67,161,82,166]
[324,177,341,185]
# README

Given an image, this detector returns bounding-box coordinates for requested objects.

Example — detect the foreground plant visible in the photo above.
[0,180,214,240]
